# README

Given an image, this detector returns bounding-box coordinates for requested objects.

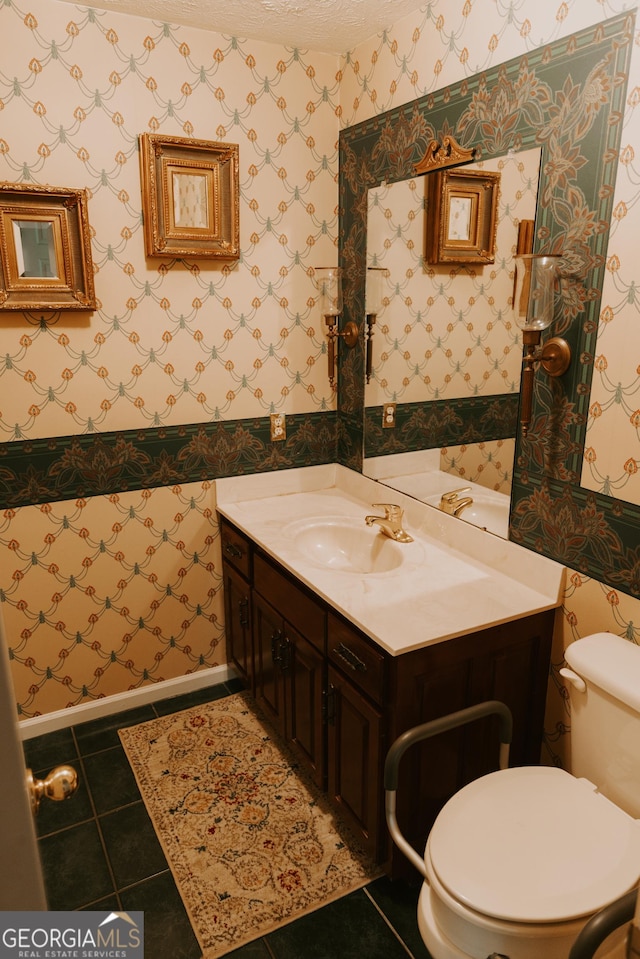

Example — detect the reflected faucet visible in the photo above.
[365,503,413,542]
[439,487,474,517]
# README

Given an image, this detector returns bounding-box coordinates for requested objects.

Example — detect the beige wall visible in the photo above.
[0,1,638,763]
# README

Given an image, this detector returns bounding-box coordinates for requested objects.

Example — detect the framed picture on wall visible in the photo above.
[0,182,96,311]
[139,133,240,259]
[425,168,500,265]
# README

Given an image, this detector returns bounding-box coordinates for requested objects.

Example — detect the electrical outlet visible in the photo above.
[270,413,286,441]
[382,403,396,428]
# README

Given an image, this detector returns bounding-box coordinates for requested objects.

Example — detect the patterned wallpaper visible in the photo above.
[3,482,224,713]
[0,3,339,438]
[0,0,340,716]
[1,0,639,740]
[440,439,515,495]
[362,147,538,487]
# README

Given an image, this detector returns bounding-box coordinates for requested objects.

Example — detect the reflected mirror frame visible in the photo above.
[426,168,501,265]
[0,182,97,311]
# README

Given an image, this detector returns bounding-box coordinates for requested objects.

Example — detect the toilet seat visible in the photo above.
[418,878,627,959]
[427,766,640,923]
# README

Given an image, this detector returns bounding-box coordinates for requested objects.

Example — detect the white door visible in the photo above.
[0,610,47,909]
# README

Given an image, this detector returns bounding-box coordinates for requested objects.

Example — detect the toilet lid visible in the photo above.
[427,766,640,923]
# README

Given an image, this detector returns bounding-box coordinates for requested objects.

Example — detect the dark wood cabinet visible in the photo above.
[252,554,326,790]
[223,562,252,689]
[221,528,253,691]
[253,589,288,737]
[218,514,555,876]
[286,624,325,789]
[326,664,384,856]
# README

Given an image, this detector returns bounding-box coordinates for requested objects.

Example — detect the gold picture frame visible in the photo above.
[0,182,96,311]
[426,168,501,265]
[139,134,240,259]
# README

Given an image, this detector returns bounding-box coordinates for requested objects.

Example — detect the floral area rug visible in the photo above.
[119,691,381,957]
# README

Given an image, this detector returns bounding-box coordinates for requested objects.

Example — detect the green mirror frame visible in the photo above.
[337,12,640,596]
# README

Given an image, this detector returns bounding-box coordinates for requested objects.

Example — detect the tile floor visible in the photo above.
[23,679,433,959]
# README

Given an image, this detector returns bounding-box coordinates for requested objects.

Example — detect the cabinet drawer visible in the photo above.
[328,613,386,705]
[219,518,252,579]
[254,551,325,653]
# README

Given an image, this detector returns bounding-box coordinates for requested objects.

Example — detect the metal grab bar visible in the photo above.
[384,700,513,878]
[568,888,637,959]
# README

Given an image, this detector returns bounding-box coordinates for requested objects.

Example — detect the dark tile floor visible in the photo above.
[23,679,432,959]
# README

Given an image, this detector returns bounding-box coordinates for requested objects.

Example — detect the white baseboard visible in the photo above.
[18,664,238,740]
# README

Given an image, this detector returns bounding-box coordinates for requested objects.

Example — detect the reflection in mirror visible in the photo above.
[12,218,59,278]
[363,147,541,537]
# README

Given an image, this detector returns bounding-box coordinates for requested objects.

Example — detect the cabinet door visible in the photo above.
[223,562,252,690]
[286,625,325,790]
[388,613,554,880]
[326,664,383,861]
[253,591,287,739]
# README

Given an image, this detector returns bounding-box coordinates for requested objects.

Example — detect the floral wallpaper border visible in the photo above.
[0,411,336,508]
[364,395,519,459]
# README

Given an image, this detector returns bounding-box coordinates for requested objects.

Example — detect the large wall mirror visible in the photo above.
[362,146,541,537]
[337,12,640,595]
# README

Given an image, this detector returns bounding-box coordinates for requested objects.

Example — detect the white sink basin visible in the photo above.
[458,498,509,538]
[286,517,405,573]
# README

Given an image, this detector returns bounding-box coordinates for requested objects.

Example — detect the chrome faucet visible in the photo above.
[364,503,413,542]
[439,487,474,517]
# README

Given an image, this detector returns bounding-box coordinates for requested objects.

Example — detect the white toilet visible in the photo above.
[386,632,640,959]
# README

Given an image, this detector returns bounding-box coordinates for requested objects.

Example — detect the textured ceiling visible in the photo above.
[54,0,427,54]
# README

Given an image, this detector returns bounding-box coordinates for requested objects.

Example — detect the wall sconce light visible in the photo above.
[315,266,358,388]
[512,253,571,437]
[365,267,385,384]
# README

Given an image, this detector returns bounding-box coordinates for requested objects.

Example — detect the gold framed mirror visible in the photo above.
[0,182,96,311]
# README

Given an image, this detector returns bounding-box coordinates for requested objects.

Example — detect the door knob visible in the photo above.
[26,765,79,816]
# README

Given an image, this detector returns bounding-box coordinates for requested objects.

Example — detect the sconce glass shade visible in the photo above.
[315,266,342,317]
[365,266,385,315]
[512,254,562,332]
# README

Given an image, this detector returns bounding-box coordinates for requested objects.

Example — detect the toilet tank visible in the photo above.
[564,632,640,819]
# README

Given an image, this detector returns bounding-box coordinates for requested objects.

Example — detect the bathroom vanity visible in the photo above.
[216,466,564,878]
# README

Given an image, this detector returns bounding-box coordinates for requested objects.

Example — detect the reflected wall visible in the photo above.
[364,147,541,496]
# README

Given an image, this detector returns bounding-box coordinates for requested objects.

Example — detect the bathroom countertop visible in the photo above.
[216,464,565,657]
